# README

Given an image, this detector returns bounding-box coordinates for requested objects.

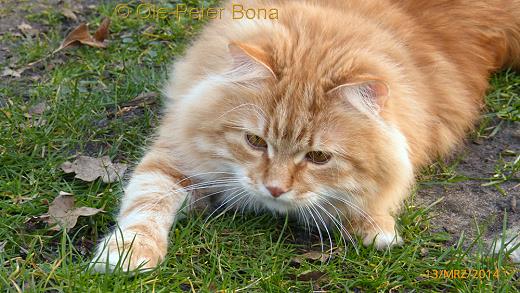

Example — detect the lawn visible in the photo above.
[0,1,519,292]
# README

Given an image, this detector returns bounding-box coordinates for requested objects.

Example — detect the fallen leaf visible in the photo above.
[53,23,102,52]
[94,18,111,42]
[61,155,127,183]
[53,17,111,53]
[301,251,330,262]
[291,251,330,266]
[41,193,103,230]
[61,8,78,21]
[1,67,24,78]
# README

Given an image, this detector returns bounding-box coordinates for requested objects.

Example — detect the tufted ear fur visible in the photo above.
[226,42,277,82]
[329,80,389,116]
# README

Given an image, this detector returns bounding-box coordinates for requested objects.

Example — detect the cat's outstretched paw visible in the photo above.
[89,231,165,273]
[362,231,403,250]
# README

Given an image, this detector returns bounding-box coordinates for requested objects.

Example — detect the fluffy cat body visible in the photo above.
[92,0,520,271]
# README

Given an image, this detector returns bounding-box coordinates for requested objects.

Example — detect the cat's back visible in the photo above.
[165,0,407,100]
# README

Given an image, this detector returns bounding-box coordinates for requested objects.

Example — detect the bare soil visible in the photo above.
[415,122,519,245]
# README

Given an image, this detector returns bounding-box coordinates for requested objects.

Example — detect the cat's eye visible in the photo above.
[305,151,332,165]
[245,133,268,150]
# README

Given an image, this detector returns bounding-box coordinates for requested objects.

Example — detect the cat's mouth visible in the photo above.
[231,180,311,213]
[255,195,294,213]
[248,188,312,214]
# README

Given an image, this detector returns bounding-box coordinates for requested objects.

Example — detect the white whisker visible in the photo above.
[321,197,358,252]
[128,179,243,215]
[309,202,333,260]
[305,205,325,253]
[313,194,357,256]
[323,193,384,236]
[203,189,248,226]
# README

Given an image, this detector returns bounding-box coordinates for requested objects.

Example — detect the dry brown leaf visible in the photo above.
[53,18,111,53]
[291,251,330,265]
[61,155,127,183]
[53,23,104,53]
[301,251,330,262]
[94,18,111,42]
[42,193,103,230]
[61,8,78,21]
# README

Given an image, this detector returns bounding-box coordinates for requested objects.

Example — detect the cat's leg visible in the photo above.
[358,211,403,250]
[90,151,190,272]
[351,189,405,250]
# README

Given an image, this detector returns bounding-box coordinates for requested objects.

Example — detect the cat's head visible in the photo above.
[167,41,413,215]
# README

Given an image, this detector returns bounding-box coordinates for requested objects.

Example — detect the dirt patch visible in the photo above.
[0,0,99,34]
[0,0,99,67]
[415,122,519,245]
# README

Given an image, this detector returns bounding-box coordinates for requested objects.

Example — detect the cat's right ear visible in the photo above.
[227,42,277,81]
[328,80,389,117]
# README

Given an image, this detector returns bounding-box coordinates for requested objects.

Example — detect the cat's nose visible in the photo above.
[266,186,287,198]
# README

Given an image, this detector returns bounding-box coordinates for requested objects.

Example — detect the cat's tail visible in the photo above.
[503,1,520,69]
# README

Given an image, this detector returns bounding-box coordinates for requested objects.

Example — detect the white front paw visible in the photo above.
[89,230,164,273]
[363,231,403,250]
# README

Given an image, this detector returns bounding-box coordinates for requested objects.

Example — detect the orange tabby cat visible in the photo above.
[91,0,520,271]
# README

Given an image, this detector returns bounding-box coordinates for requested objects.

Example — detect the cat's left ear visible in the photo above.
[227,42,277,80]
[328,80,389,116]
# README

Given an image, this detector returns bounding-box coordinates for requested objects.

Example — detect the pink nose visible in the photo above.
[266,186,286,198]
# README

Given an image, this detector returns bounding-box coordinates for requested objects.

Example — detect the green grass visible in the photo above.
[1,1,519,291]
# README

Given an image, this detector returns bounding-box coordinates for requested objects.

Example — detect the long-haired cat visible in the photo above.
[91,0,520,271]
